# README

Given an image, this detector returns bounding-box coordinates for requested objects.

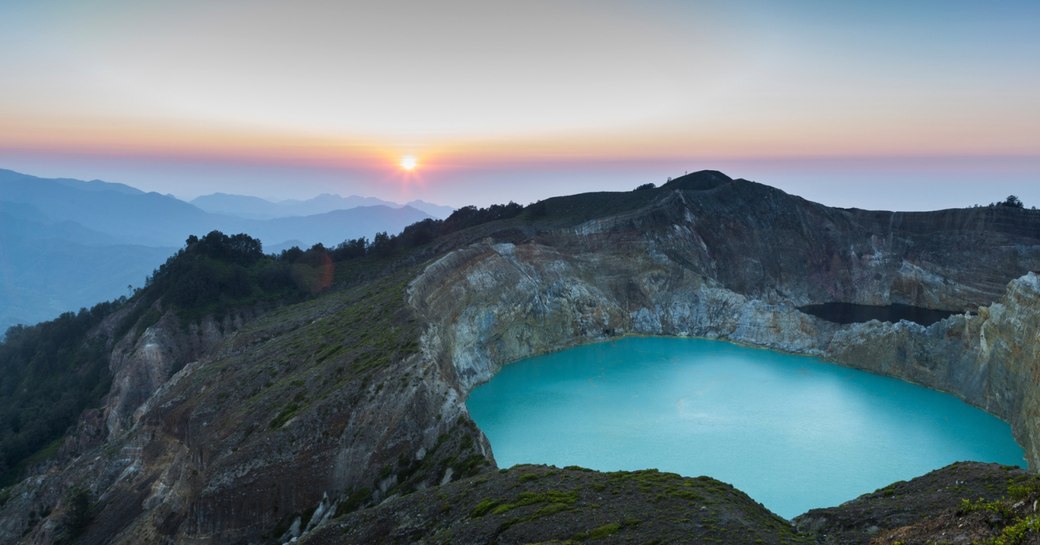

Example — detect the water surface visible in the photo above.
[799,302,958,326]
[466,337,1024,519]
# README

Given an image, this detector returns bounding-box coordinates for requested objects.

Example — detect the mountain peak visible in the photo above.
[661,170,734,191]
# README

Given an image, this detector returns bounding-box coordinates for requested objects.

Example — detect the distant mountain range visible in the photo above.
[0,200,176,331]
[0,168,453,332]
[191,192,454,220]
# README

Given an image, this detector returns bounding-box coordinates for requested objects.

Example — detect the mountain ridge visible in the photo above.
[190,191,454,220]
[0,168,436,247]
[0,168,437,331]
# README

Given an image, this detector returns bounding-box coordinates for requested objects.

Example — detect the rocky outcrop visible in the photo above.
[104,308,253,437]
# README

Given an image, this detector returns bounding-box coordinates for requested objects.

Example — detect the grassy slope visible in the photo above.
[300,464,809,545]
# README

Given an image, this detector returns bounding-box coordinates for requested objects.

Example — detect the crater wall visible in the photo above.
[410,181,1040,467]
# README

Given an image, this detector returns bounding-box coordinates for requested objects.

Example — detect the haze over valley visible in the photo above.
[0,168,450,332]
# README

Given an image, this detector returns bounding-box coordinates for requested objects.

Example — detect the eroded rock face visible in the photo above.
[413,248,1040,467]
[4,175,1040,544]
[0,307,249,544]
[105,309,252,437]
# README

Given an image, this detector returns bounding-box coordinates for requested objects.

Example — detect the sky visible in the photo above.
[1,0,1038,210]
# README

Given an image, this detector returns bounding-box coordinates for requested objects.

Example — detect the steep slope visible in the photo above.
[3,172,1040,544]
[0,247,488,544]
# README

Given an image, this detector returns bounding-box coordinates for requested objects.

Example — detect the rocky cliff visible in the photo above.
[3,171,1040,544]
[410,174,1040,466]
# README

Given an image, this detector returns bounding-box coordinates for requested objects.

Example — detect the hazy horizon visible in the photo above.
[2,1,1038,211]
[3,156,1038,213]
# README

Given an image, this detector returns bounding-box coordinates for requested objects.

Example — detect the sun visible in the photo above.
[399,155,418,171]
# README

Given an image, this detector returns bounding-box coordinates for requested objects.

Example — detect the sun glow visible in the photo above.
[399,155,418,171]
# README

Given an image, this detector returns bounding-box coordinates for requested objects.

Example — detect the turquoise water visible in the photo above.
[466,337,1025,519]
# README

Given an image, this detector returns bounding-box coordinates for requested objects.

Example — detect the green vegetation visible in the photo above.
[988,515,1040,545]
[572,521,623,540]
[471,489,583,534]
[955,474,1040,545]
[877,481,905,497]
[959,497,1013,518]
[0,224,425,486]
[605,469,731,500]
[524,190,660,226]
[1007,475,1040,500]
[242,270,421,388]
[268,400,303,429]
[318,464,819,545]
[357,201,524,258]
[334,487,372,517]
[142,231,311,321]
[471,498,500,517]
[0,301,118,486]
[0,230,314,486]
[0,178,651,485]
[470,489,579,518]
[519,471,553,483]
[1000,195,1025,209]
[58,486,93,542]
[979,195,1031,209]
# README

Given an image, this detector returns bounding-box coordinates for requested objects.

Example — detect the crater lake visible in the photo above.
[467,337,1025,518]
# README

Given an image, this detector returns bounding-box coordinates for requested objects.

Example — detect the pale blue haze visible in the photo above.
[467,337,1025,519]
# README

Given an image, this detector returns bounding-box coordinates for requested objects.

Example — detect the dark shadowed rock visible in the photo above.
[661,169,734,191]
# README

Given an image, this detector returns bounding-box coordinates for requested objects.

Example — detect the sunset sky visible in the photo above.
[1,0,1038,210]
